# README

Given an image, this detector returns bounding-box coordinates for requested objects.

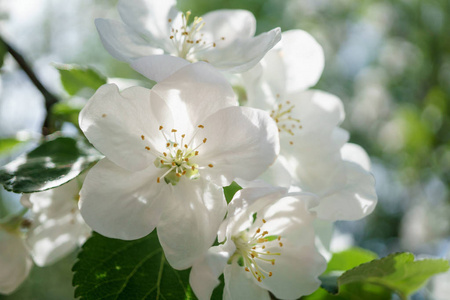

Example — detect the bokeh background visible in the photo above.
[0,0,449,299]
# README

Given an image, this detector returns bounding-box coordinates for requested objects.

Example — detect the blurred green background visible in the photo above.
[0,0,449,299]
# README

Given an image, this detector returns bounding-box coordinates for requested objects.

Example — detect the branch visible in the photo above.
[0,36,60,136]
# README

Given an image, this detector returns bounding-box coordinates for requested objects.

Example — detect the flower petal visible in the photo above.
[281,30,325,93]
[195,106,279,186]
[190,243,236,300]
[79,158,169,240]
[259,245,326,299]
[95,18,162,62]
[26,212,91,267]
[152,62,237,133]
[130,55,190,82]
[198,28,282,73]
[223,264,271,300]
[157,178,226,270]
[311,161,378,221]
[341,143,371,171]
[118,0,177,49]
[0,231,32,295]
[199,10,256,44]
[79,84,173,172]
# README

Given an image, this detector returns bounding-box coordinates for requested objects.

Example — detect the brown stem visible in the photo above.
[0,36,59,136]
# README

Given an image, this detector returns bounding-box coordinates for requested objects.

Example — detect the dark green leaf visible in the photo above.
[73,232,197,300]
[0,137,102,193]
[223,181,242,204]
[55,64,107,96]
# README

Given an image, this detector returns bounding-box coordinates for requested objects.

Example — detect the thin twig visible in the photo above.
[0,36,59,136]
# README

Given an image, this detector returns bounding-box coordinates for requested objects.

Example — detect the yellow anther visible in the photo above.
[157,177,161,183]
[203,138,207,143]
[176,173,182,177]
[195,151,199,155]
[262,231,269,236]
[262,219,266,223]
[256,228,261,234]
[173,143,178,147]
[257,277,261,282]
[279,242,283,247]
[145,146,151,150]
[269,272,272,277]
[185,158,189,162]
[160,160,164,164]
[170,35,174,39]
[245,267,250,272]
[172,162,176,166]
[191,166,195,171]
[159,126,163,130]
[181,134,186,138]
[166,143,171,147]
[182,170,187,175]
[102,113,107,118]
[208,164,214,168]
[171,129,177,132]
[277,236,281,241]
[163,152,167,157]
[198,125,204,128]
[184,144,188,148]
[168,18,172,22]
[141,135,145,140]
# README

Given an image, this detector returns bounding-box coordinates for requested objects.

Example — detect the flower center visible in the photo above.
[140,125,213,185]
[231,218,282,282]
[168,11,226,61]
[269,94,302,145]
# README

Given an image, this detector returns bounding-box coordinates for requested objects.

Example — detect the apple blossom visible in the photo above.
[241,30,377,222]
[0,227,32,295]
[19,175,91,267]
[95,0,281,73]
[78,62,279,269]
[190,187,326,300]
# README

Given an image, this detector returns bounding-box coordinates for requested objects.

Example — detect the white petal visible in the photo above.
[223,264,270,300]
[194,106,279,186]
[259,245,326,298]
[79,84,173,172]
[190,243,235,300]
[152,62,237,133]
[130,55,190,82]
[118,0,177,49]
[281,30,325,93]
[95,18,162,62]
[312,161,377,221]
[157,178,226,270]
[0,231,32,295]
[341,143,371,171]
[79,158,169,240]
[199,28,282,73]
[200,10,256,44]
[27,212,90,267]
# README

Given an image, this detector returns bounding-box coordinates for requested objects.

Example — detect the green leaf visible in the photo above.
[0,137,102,193]
[324,247,378,275]
[55,64,107,96]
[73,232,197,300]
[304,252,449,300]
[338,252,449,299]
[223,181,242,204]
[0,137,27,156]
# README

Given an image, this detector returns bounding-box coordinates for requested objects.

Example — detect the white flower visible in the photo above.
[190,187,326,300]
[78,62,279,269]
[20,176,91,267]
[95,0,281,73]
[241,30,377,221]
[0,228,32,295]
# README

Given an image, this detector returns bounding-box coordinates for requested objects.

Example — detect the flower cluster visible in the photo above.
[81,0,377,298]
[0,0,377,297]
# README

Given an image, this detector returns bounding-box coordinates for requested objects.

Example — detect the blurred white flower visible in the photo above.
[95,0,281,73]
[0,229,32,295]
[190,187,326,300]
[78,62,279,269]
[20,175,91,267]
